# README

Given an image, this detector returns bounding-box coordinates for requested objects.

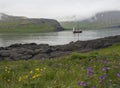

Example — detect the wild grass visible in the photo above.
[0,21,55,33]
[0,43,120,88]
[60,21,120,30]
[0,24,55,33]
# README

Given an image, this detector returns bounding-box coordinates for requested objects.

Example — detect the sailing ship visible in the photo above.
[72,19,82,33]
[73,27,82,33]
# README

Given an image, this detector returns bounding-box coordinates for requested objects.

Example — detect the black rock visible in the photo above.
[0,35,120,61]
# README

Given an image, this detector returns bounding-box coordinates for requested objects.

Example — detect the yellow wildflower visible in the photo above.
[41,69,43,71]
[25,75,28,79]
[5,69,7,72]
[7,71,10,73]
[30,71,33,74]
[18,77,22,82]
[32,73,41,79]
[8,79,10,82]
[35,68,40,71]
[43,67,46,70]
[32,75,36,79]
[5,66,8,69]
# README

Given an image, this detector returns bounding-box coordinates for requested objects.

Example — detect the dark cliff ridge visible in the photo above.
[0,35,120,60]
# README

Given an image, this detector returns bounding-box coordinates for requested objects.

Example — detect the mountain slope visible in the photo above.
[82,11,120,24]
[61,11,120,29]
[0,13,64,33]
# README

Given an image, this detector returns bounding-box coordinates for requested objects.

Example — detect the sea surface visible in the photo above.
[0,28,120,47]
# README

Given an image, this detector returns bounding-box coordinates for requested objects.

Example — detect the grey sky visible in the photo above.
[0,0,120,21]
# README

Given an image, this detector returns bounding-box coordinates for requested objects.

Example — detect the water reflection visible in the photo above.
[0,28,120,47]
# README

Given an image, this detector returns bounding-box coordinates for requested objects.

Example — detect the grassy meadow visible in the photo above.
[0,23,55,33]
[60,21,120,30]
[0,19,59,33]
[0,43,120,88]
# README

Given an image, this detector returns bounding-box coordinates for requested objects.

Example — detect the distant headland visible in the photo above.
[0,13,64,33]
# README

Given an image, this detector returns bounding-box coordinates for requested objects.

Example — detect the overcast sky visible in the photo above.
[0,0,120,21]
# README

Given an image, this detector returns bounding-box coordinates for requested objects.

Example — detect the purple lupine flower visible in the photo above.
[92,86,96,88]
[78,81,88,86]
[102,67,109,71]
[87,67,92,71]
[103,60,108,64]
[116,73,120,77]
[100,75,105,80]
[78,82,82,86]
[87,67,93,76]
[82,82,88,86]
[87,71,93,76]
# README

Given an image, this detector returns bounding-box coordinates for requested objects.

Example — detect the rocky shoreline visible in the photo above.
[0,35,120,60]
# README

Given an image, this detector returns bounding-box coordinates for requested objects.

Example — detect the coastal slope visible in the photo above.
[0,13,64,33]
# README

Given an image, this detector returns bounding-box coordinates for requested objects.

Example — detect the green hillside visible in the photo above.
[0,13,63,33]
[0,43,120,87]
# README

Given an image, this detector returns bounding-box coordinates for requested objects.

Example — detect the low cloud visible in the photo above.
[0,0,119,21]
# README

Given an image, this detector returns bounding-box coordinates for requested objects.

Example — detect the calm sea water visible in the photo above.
[0,28,120,47]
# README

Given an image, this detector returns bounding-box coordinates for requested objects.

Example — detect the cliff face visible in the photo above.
[0,13,64,32]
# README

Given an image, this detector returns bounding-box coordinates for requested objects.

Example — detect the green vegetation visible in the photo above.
[60,21,120,30]
[0,14,63,33]
[0,21,56,33]
[0,24,55,33]
[0,43,120,88]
